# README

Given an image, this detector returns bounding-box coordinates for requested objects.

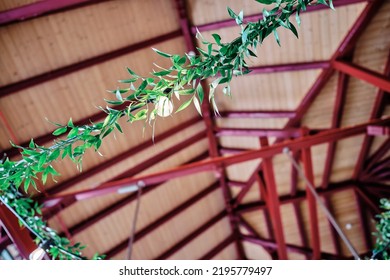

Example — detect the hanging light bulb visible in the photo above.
[29,240,51,260]
[29,247,46,260]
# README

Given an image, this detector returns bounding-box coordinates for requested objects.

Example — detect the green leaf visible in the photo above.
[24,177,31,192]
[126,67,137,76]
[212,34,222,45]
[67,118,74,127]
[273,29,281,46]
[38,153,46,169]
[175,88,195,95]
[255,0,273,4]
[115,89,123,102]
[289,22,299,38]
[118,78,138,83]
[153,70,172,76]
[295,10,301,26]
[329,0,335,10]
[48,149,60,161]
[237,10,244,25]
[227,7,237,20]
[247,49,257,57]
[52,126,67,136]
[114,122,123,133]
[68,127,79,138]
[193,96,202,116]
[176,98,193,113]
[196,84,204,104]
[29,139,35,149]
[152,48,172,58]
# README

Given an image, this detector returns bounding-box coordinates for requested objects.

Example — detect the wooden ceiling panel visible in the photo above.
[129,189,227,259]
[0,0,37,12]
[301,73,338,129]
[187,0,267,26]
[64,172,217,258]
[211,242,238,260]
[168,218,232,260]
[341,77,377,127]
[242,210,271,240]
[211,70,321,112]
[299,199,336,254]
[0,0,179,85]
[353,1,390,73]
[328,189,367,256]
[242,241,272,260]
[225,159,261,182]
[330,135,365,182]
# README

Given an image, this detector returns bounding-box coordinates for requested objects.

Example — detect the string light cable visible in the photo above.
[283,147,361,260]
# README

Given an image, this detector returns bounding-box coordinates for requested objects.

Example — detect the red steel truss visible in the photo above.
[1,0,389,260]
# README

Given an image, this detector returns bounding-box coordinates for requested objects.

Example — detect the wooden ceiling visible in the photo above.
[0,0,389,260]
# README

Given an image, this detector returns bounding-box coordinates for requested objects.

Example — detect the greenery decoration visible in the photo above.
[371,198,390,260]
[0,0,334,260]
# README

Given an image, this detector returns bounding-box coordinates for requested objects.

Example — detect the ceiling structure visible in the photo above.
[0,0,389,260]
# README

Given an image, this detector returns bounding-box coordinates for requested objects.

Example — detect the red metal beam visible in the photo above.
[353,50,390,179]
[43,148,208,219]
[0,235,12,252]
[237,180,355,214]
[219,110,296,119]
[0,204,36,259]
[301,140,321,259]
[320,70,350,255]
[175,0,245,259]
[38,116,201,199]
[0,30,181,99]
[287,0,384,128]
[322,72,349,188]
[219,147,253,155]
[0,0,107,26]
[214,127,301,138]
[192,0,368,33]
[288,150,309,256]
[249,61,330,75]
[367,125,390,136]
[200,234,235,260]
[227,180,248,188]
[41,117,390,204]
[257,138,276,241]
[102,182,219,258]
[261,139,287,259]
[239,216,275,258]
[353,186,381,214]
[364,155,390,178]
[354,189,373,251]
[362,138,390,175]
[64,152,209,235]
[154,211,226,260]
[333,60,390,93]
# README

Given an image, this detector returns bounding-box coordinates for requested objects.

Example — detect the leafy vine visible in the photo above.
[0,0,333,259]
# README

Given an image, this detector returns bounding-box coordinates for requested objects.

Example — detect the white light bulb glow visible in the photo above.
[29,247,46,260]
[155,96,173,117]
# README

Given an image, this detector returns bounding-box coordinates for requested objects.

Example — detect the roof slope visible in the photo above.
[0,0,389,260]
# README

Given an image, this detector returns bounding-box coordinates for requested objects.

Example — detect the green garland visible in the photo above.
[372,198,390,260]
[0,0,333,260]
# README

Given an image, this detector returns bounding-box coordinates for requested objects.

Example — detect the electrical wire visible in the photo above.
[0,196,82,260]
[126,184,143,260]
[283,147,361,260]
